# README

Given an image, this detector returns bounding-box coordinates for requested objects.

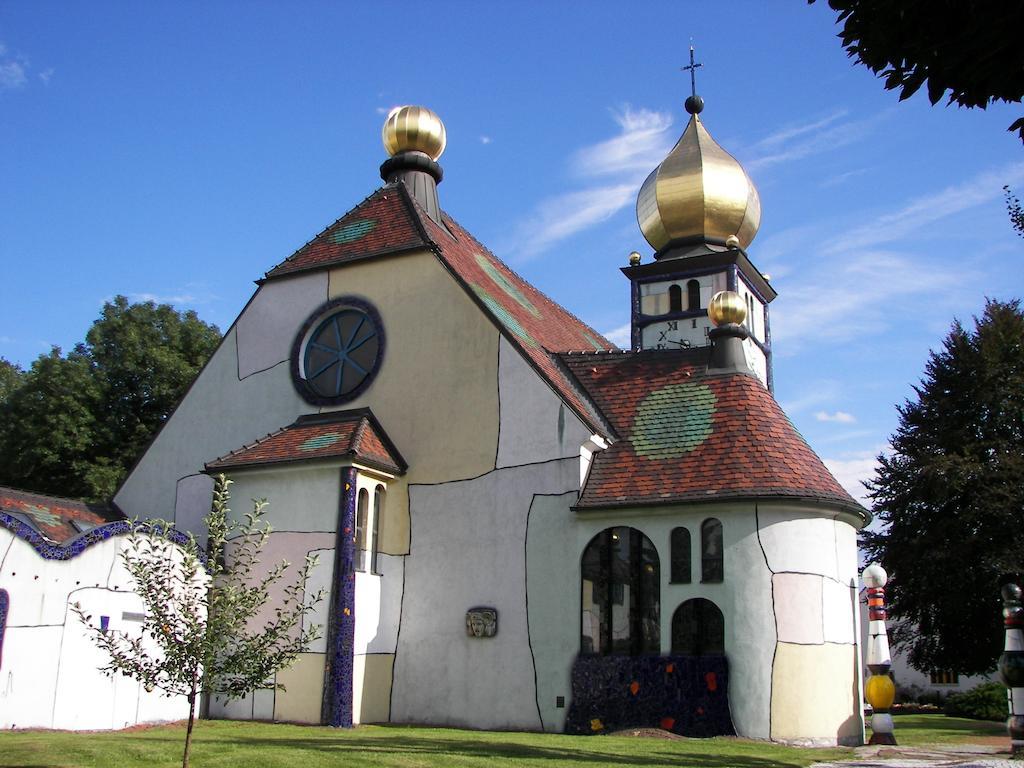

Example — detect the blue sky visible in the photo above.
[2,2,1022,508]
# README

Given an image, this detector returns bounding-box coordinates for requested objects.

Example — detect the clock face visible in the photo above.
[643,318,710,350]
[293,298,384,404]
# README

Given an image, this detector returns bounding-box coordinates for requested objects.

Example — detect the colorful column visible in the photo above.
[999,582,1024,758]
[324,467,357,727]
[862,563,896,746]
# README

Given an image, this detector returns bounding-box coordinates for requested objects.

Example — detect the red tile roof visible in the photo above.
[206,409,406,475]
[559,350,866,517]
[0,486,123,545]
[262,182,616,433]
[264,186,429,279]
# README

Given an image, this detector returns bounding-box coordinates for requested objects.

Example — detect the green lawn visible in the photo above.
[0,721,853,768]
[885,713,1007,746]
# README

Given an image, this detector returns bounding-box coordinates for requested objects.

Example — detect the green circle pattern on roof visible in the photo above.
[299,432,343,452]
[474,253,540,317]
[632,383,716,459]
[329,219,377,244]
[474,287,538,348]
[582,331,606,351]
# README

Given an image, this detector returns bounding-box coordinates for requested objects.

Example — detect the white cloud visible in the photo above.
[38,68,53,85]
[128,292,200,305]
[504,106,674,261]
[819,167,868,188]
[602,322,632,349]
[823,452,878,508]
[755,109,848,150]
[0,59,26,90]
[779,379,841,415]
[375,106,389,115]
[816,410,855,423]
[479,135,492,145]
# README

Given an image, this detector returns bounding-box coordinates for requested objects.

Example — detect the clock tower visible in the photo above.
[624,59,776,389]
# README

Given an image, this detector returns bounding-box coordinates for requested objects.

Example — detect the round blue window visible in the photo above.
[300,306,381,401]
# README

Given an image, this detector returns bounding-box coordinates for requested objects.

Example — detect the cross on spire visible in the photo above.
[681,45,703,99]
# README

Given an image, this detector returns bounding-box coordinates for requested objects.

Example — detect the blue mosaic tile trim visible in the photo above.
[565,654,733,737]
[0,512,199,563]
[0,589,8,670]
[325,466,356,727]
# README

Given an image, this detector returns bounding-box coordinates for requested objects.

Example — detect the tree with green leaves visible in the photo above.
[811,0,1024,141]
[864,299,1024,676]
[74,476,323,768]
[0,296,220,501]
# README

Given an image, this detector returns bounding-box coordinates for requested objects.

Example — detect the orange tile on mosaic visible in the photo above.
[0,487,123,545]
[206,409,406,475]
[559,350,862,512]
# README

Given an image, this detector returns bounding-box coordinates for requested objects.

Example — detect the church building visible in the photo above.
[2,92,868,744]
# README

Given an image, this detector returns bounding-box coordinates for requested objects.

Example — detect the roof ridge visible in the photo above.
[208,426,288,466]
[439,212,617,351]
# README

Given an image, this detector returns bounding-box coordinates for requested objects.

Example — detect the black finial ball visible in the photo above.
[685,95,704,115]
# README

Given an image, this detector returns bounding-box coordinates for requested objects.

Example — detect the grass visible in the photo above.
[0,720,854,768]
[1,714,1007,767]
[885,712,1007,746]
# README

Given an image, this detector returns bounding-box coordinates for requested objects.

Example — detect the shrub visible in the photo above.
[944,682,1008,721]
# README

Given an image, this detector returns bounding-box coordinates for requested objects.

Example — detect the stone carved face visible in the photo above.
[466,607,498,638]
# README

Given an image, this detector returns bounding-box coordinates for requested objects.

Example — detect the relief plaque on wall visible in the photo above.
[465,606,497,638]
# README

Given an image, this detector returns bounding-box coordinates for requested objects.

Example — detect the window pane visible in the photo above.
[669,285,682,313]
[702,518,723,583]
[670,527,691,584]
[672,598,724,655]
[609,527,632,654]
[639,533,660,654]
[580,531,606,655]
[371,486,385,574]
[687,280,701,310]
[355,489,368,572]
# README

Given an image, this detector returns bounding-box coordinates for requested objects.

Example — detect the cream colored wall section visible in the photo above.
[236,271,328,379]
[771,642,861,746]
[496,336,590,468]
[115,327,309,526]
[328,250,501,555]
[774,573,824,645]
[353,653,394,724]
[0,531,190,730]
[758,507,843,579]
[175,474,213,548]
[274,652,326,723]
[354,554,403,655]
[224,465,341,534]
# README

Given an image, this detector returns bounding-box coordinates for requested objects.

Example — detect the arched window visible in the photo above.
[355,488,369,572]
[701,518,723,583]
[668,284,682,313]
[670,527,691,584]
[671,598,724,655]
[687,279,701,310]
[580,526,660,656]
[371,485,386,574]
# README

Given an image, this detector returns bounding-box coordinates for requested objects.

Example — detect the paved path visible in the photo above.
[811,743,1019,768]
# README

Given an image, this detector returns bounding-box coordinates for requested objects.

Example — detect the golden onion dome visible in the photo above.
[708,290,747,327]
[382,105,447,161]
[636,111,760,252]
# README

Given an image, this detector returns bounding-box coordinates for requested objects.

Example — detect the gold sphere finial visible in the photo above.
[708,290,747,327]
[628,251,642,266]
[382,105,446,161]
[726,235,740,249]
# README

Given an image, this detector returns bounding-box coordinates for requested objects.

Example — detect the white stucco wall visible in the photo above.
[392,457,580,730]
[0,529,191,730]
[496,336,590,468]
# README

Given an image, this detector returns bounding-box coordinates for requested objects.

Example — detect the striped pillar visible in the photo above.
[999,582,1024,758]
[862,563,896,746]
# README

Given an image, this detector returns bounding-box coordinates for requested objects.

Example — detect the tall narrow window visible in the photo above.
[580,527,660,656]
[687,279,701,310]
[371,485,385,574]
[701,518,724,583]
[668,284,682,313]
[670,527,691,584]
[355,488,369,572]
[671,598,724,655]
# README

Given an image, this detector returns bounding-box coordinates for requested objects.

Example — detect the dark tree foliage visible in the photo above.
[0,297,221,502]
[1008,186,1024,238]
[811,0,1024,141]
[863,300,1024,676]
[0,358,24,405]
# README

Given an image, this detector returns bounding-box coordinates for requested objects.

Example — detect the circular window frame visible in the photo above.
[291,296,386,406]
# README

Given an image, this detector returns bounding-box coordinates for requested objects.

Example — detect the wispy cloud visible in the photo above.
[375,106,390,115]
[745,109,887,173]
[602,322,632,349]
[505,106,674,261]
[823,162,1024,256]
[779,379,841,415]
[479,135,492,145]
[819,167,868,188]
[0,45,27,89]
[38,67,53,85]
[816,410,855,423]
[128,292,200,305]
